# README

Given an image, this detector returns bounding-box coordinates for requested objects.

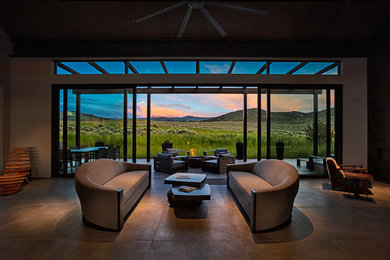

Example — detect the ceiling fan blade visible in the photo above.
[135,2,186,23]
[200,8,226,36]
[177,6,193,38]
[207,2,268,16]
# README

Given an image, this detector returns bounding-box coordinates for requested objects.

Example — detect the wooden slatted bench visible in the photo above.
[0,175,26,195]
[0,147,31,195]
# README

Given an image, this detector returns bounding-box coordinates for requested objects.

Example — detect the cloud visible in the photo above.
[271,95,314,112]
[158,103,191,110]
[202,63,231,74]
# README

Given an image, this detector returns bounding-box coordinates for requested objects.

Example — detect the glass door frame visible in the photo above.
[51,83,342,177]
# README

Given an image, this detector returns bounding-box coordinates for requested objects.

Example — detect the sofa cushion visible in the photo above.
[203,159,218,166]
[173,160,186,168]
[214,148,228,155]
[252,160,297,187]
[157,153,172,159]
[103,170,148,203]
[230,171,273,198]
[78,159,127,185]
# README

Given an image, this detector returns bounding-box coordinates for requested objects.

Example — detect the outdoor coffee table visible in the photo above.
[164,173,211,207]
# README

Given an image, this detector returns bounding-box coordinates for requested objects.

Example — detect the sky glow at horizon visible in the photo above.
[61,91,333,119]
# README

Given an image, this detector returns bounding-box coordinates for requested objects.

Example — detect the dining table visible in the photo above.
[69,146,107,164]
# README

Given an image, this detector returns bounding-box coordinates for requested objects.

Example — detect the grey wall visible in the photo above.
[10,58,53,177]
[368,19,390,183]
[0,28,12,170]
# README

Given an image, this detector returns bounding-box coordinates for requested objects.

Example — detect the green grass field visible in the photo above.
[61,119,333,159]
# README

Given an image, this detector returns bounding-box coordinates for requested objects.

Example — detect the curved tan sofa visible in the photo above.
[75,159,151,231]
[227,159,299,232]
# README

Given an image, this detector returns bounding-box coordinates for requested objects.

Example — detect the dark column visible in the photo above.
[63,89,68,174]
[76,93,80,147]
[147,86,151,162]
[257,86,261,161]
[132,88,137,163]
[123,89,128,162]
[243,88,248,162]
[313,93,319,156]
[335,87,343,163]
[266,88,271,159]
[51,87,60,177]
[326,89,331,157]
[266,61,270,74]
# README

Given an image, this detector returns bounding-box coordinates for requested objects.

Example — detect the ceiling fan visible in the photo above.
[134,0,268,38]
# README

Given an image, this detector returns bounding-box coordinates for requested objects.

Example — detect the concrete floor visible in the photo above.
[1,174,390,260]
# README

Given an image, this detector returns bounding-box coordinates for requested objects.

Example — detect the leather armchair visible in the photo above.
[325,157,373,197]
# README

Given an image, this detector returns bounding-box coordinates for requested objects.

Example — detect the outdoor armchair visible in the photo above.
[202,153,235,174]
[154,153,188,174]
[165,148,190,160]
[203,148,230,156]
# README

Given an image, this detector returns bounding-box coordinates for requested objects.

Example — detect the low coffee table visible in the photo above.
[164,173,211,207]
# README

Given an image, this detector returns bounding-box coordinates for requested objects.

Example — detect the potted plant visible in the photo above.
[236,141,244,160]
[276,141,284,160]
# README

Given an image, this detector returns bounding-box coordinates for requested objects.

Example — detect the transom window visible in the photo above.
[54,60,341,75]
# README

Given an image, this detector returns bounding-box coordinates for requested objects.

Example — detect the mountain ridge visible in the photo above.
[62,108,334,123]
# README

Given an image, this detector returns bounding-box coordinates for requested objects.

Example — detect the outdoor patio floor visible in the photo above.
[1,169,390,259]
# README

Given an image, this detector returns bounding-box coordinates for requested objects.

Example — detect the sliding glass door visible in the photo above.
[53,85,340,176]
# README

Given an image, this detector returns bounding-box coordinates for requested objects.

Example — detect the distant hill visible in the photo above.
[151,116,212,122]
[61,108,334,123]
[60,111,110,121]
[206,108,334,123]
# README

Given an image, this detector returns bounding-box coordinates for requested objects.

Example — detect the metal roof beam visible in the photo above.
[126,61,139,74]
[160,61,168,74]
[227,61,236,74]
[88,61,108,74]
[315,62,338,75]
[57,62,79,74]
[286,62,308,74]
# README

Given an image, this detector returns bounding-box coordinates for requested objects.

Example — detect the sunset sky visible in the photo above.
[62,92,330,119]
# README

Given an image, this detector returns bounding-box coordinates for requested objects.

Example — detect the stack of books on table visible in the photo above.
[178,186,197,193]
[175,174,190,179]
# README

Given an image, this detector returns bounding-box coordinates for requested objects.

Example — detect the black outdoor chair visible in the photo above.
[95,148,107,159]
[114,145,121,160]
[95,141,105,147]
[165,148,190,160]
[203,148,232,159]
[202,154,235,174]
[154,153,188,174]
[106,145,115,159]
[161,141,173,152]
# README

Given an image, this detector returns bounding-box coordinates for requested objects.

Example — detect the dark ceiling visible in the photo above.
[1,1,389,41]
